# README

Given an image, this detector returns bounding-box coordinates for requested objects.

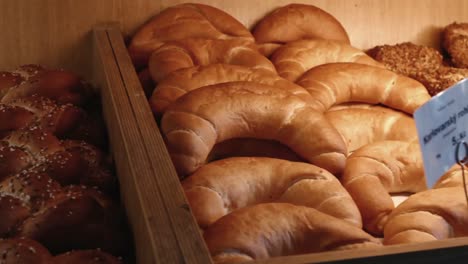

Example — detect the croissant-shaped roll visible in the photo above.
[384,187,468,245]
[161,81,347,177]
[183,157,361,228]
[297,62,431,114]
[205,203,381,263]
[271,40,383,82]
[342,140,426,235]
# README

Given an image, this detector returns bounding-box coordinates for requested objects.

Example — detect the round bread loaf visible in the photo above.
[148,38,276,82]
[271,39,383,82]
[161,81,347,177]
[183,157,361,228]
[205,203,381,263]
[297,62,431,114]
[252,4,350,57]
[128,3,254,68]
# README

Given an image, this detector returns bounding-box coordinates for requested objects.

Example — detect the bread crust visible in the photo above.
[148,38,276,82]
[271,40,383,82]
[128,3,254,68]
[183,157,361,228]
[252,4,350,56]
[161,82,348,177]
[297,62,430,114]
[204,203,381,263]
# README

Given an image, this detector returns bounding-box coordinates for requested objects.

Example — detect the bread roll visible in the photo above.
[297,62,431,114]
[271,40,383,82]
[205,203,381,263]
[148,38,276,82]
[434,164,468,188]
[183,157,361,228]
[150,64,311,116]
[52,250,123,263]
[325,105,417,152]
[342,140,426,235]
[384,187,468,245]
[128,3,254,68]
[161,82,347,177]
[0,238,52,264]
[252,4,350,56]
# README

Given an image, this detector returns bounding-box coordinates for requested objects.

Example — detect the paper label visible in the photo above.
[414,79,468,188]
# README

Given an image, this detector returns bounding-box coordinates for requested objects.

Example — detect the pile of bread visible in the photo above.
[0,65,131,263]
[129,3,468,263]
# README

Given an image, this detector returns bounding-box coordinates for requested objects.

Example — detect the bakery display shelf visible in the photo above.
[93,24,211,264]
[100,22,468,263]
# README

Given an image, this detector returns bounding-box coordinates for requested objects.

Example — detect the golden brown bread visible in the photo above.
[0,128,114,192]
[161,81,347,177]
[183,157,361,228]
[443,22,468,68]
[205,203,381,263]
[0,65,90,106]
[0,237,52,264]
[150,64,311,116]
[384,187,468,245]
[434,164,468,188]
[252,4,350,57]
[271,40,383,82]
[148,38,275,82]
[297,62,431,114]
[0,238,123,264]
[367,42,468,96]
[128,3,254,69]
[341,140,426,236]
[325,105,418,152]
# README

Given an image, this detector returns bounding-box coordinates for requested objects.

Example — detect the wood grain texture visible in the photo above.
[93,27,185,264]
[1,0,468,80]
[105,26,212,264]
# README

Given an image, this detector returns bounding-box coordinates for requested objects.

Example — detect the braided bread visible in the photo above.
[341,140,426,235]
[384,187,468,245]
[205,203,381,263]
[161,81,347,177]
[271,40,383,82]
[0,65,89,106]
[0,128,114,192]
[0,237,123,264]
[128,3,254,69]
[148,38,276,82]
[297,62,431,114]
[183,157,361,228]
[0,169,126,255]
[252,4,350,57]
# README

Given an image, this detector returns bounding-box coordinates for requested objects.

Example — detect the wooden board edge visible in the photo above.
[92,25,184,264]
[102,24,213,264]
[252,237,468,264]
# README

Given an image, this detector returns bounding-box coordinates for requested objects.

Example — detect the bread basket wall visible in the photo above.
[2,0,468,264]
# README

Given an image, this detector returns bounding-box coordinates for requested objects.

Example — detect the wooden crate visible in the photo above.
[2,1,468,263]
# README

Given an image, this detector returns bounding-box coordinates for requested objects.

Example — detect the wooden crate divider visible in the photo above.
[92,23,211,264]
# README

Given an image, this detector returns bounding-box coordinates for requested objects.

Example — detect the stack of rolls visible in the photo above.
[0,65,132,263]
[129,3,468,264]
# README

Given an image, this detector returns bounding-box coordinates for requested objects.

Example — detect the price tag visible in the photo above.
[414,78,468,188]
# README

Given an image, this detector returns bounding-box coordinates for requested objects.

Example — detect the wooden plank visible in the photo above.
[92,25,184,264]
[253,237,468,264]
[104,24,212,264]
